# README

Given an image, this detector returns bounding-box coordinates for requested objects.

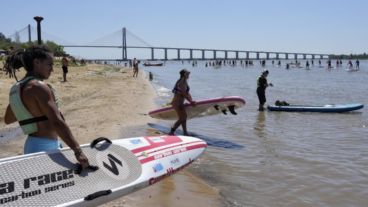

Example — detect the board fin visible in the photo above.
[222,110,227,115]
[214,105,220,110]
[228,105,237,115]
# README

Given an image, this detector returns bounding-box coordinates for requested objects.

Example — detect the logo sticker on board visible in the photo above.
[149,137,165,143]
[152,163,164,173]
[96,151,130,180]
[130,139,142,145]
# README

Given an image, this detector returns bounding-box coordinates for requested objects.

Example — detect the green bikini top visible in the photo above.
[9,76,61,135]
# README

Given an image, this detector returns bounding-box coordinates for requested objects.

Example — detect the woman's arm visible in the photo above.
[177,81,194,103]
[34,83,90,168]
[4,105,16,124]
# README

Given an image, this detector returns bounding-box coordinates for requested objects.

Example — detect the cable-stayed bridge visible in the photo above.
[7,25,330,61]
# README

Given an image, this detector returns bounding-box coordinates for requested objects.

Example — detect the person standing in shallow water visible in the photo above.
[355,59,360,70]
[170,69,196,136]
[3,45,89,169]
[256,70,273,111]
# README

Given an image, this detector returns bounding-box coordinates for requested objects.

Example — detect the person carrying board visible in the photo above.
[3,45,90,169]
[170,69,196,135]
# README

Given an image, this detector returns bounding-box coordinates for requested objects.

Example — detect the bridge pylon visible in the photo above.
[122,27,127,60]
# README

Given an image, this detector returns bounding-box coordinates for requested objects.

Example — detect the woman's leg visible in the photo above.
[170,119,182,135]
[170,106,186,135]
[181,111,189,135]
[257,88,266,111]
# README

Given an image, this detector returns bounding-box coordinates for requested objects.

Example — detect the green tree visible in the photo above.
[0,32,68,57]
[0,33,11,43]
[45,41,67,57]
[0,32,12,49]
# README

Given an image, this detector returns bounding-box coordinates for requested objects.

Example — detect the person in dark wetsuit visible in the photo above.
[170,69,196,135]
[256,70,273,111]
[355,59,360,69]
[327,60,332,69]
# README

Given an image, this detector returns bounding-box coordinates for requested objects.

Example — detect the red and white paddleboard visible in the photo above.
[149,96,246,120]
[0,135,207,207]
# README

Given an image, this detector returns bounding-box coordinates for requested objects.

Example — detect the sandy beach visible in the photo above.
[0,62,220,207]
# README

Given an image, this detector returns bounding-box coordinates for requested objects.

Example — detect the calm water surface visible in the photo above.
[143,60,367,207]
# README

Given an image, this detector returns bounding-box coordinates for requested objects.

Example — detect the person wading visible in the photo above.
[170,69,196,135]
[256,70,273,111]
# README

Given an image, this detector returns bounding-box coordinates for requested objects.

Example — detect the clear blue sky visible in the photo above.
[1,0,367,59]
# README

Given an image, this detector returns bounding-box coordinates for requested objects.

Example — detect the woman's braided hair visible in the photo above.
[3,45,51,81]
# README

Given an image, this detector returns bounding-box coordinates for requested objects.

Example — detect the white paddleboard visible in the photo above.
[149,96,246,120]
[0,136,207,206]
[345,68,359,72]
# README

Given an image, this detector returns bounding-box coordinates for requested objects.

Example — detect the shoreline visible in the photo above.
[0,63,221,207]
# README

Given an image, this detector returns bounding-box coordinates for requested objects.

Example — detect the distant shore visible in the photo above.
[0,63,221,207]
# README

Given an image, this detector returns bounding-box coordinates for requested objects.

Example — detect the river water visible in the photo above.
[143,59,367,207]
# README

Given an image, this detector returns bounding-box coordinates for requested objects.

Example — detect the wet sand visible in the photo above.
[0,63,221,206]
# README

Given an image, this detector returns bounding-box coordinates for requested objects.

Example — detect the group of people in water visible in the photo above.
[199,58,361,71]
[284,59,360,70]
[1,44,362,170]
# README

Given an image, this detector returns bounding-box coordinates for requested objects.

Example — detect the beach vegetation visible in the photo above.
[330,53,368,59]
[0,32,68,57]
[0,32,90,67]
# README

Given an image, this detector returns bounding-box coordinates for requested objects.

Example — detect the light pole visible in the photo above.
[33,16,44,45]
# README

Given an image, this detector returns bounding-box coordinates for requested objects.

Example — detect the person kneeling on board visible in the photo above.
[275,100,290,106]
[170,69,196,136]
[3,45,89,169]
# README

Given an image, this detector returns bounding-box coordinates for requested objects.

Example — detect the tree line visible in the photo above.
[330,53,368,60]
[0,32,68,57]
